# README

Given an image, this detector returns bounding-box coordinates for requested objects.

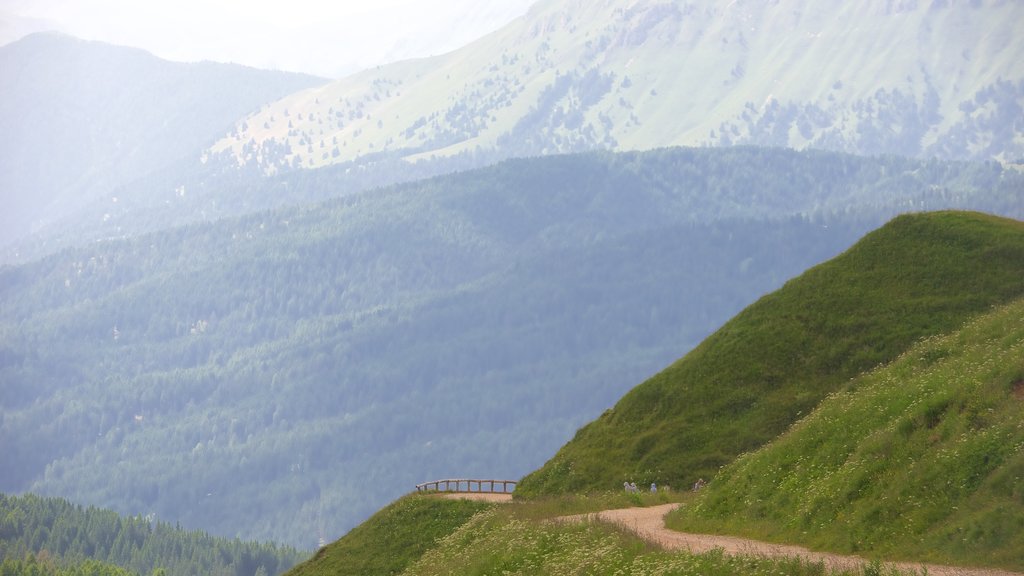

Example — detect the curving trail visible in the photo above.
[559,504,1023,576]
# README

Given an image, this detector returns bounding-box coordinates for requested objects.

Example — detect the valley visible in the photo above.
[2,0,1023,574]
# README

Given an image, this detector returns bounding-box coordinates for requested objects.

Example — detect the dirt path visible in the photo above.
[559,504,1022,576]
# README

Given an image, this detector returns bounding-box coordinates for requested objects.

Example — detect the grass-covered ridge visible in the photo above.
[669,296,1024,571]
[285,495,492,576]
[297,492,928,576]
[518,211,1024,496]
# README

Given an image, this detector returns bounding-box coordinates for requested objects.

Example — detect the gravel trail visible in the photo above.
[559,503,1022,576]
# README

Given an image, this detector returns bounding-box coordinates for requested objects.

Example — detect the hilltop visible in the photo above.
[293,211,1024,575]
[518,211,1024,495]
[669,295,1024,570]
[210,0,1024,174]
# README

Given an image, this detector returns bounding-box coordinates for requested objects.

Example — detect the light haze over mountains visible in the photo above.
[2,0,1024,559]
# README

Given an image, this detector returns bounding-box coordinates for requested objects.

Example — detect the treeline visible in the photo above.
[1,554,135,576]
[0,493,306,576]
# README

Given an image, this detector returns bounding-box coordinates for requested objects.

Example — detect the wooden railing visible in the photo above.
[415,478,517,494]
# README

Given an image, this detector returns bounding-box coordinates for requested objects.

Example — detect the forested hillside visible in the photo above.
[9,0,1024,267]
[2,148,1022,547]
[0,555,135,576]
[212,0,1024,173]
[0,493,305,576]
[0,32,325,251]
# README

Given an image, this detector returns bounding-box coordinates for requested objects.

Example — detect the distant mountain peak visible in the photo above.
[209,0,1024,173]
[0,32,325,248]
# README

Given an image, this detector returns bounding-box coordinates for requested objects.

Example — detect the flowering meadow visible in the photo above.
[670,297,1024,571]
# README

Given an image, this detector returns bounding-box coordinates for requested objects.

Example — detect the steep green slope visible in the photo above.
[2,149,1021,547]
[286,496,491,576]
[291,494,920,576]
[0,492,306,576]
[211,0,1024,172]
[518,211,1024,496]
[670,296,1024,571]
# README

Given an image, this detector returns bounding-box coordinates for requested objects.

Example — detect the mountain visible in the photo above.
[668,295,1024,570]
[0,32,325,249]
[0,492,306,576]
[287,211,1024,575]
[4,147,1020,547]
[9,1,1024,266]
[518,211,1024,496]
[209,0,1024,175]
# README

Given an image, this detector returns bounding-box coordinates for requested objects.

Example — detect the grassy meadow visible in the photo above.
[519,211,1024,496]
[285,211,1024,575]
[670,296,1024,570]
[291,492,935,576]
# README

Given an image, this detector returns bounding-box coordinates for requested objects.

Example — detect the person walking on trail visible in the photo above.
[650,483,657,493]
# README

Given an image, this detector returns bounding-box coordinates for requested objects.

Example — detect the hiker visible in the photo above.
[650,482,657,493]
[692,478,706,491]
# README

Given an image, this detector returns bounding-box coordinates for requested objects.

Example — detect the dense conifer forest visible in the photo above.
[0,494,305,576]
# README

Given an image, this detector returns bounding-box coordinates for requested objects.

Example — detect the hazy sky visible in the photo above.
[0,0,538,78]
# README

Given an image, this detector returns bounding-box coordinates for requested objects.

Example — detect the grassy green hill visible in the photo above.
[285,492,877,576]
[518,211,1024,496]
[287,493,952,576]
[293,211,1024,575]
[667,295,1024,570]
[285,496,492,576]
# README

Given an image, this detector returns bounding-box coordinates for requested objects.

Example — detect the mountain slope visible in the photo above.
[0,32,325,249]
[518,211,1024,496]
[2,149,1021,547]
[291,211,1024,576]
[210,0,1024,174]
[669,295,1024,570]
[285,495,492,576]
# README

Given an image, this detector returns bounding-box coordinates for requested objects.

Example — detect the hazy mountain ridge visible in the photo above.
[0,32,326,250]
[6,0,1022,266]
[210,0,1024,174]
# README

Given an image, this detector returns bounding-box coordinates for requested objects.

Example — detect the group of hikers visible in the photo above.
[623,478,706,493]
[623,481,656,493]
